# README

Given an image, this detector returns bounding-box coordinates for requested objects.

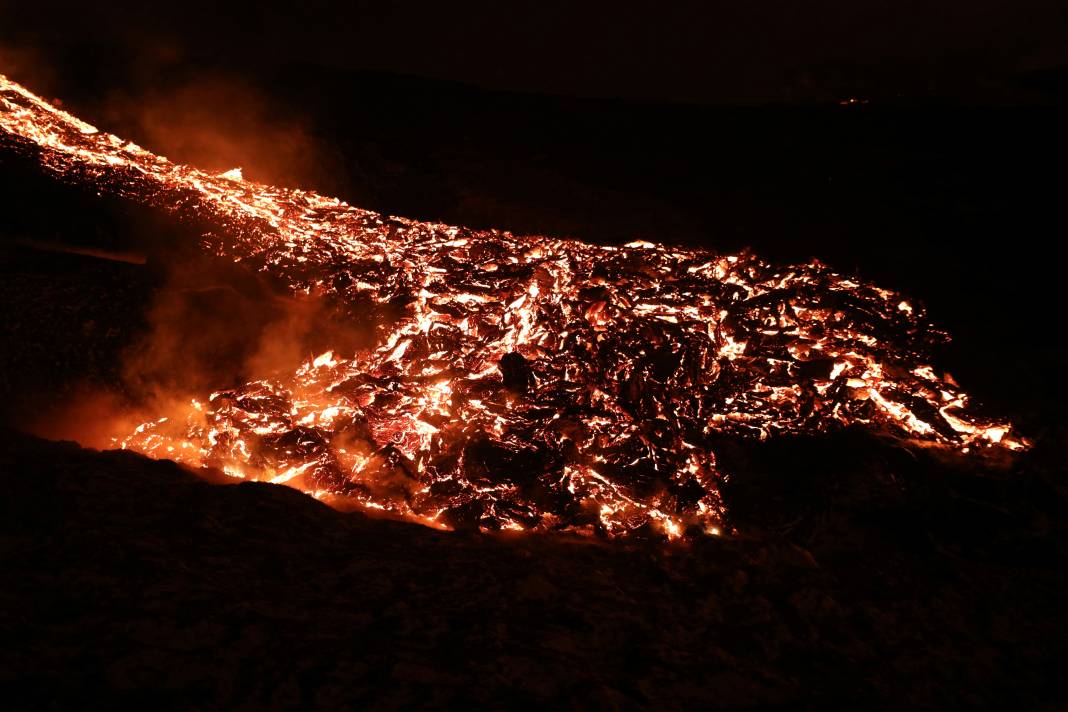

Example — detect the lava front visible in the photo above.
[0,73,1026,538]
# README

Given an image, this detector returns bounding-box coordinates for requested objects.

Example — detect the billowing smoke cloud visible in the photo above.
[2,41,364,448]
[1,36,346,190]
[97,73,344,190]
[123,257,377,397]
[26,254,378,452]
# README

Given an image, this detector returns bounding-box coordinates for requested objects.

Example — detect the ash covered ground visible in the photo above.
[1,67,1066,708]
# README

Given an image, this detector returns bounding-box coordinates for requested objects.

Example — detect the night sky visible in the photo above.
[3,0,1067,104]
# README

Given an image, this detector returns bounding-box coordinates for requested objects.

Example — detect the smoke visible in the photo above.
[19,227,387,479]
[2,46,365,451]
[1,35,345,191]
[96,73,343,190]
[0,42,58,99]
[20,249,379,453]
[120,255,377,410]
[128,266,370,388]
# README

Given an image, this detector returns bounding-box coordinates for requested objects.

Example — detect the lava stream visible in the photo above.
[1,73,1026,538]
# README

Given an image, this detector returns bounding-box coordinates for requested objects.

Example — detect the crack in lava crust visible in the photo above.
[1,73,1026,538]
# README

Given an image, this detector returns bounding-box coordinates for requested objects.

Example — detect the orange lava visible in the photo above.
[1,73,1026,538]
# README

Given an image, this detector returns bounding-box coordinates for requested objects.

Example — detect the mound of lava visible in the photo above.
[1,73,1024,537]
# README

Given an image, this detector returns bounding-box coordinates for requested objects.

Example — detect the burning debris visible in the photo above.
[0,73,1026,538]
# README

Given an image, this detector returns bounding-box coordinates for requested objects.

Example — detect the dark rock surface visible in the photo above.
[1,429,1064,709]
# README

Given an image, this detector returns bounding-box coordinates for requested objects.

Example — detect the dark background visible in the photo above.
[3,0,1068,105]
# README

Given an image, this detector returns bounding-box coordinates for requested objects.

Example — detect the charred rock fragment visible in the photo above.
[499,351,533,395]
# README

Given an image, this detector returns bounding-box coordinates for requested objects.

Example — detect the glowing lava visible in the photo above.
[0,73,1026,538]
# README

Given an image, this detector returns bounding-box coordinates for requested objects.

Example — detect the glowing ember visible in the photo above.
[1,73,1026,538]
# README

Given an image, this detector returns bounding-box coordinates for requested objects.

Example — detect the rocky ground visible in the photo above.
[1,427,1065,709]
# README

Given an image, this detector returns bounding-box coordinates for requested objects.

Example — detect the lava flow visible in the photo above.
[0,73,1026,538]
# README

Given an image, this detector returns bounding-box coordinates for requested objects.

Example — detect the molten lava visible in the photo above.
[0,73,1026,538]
